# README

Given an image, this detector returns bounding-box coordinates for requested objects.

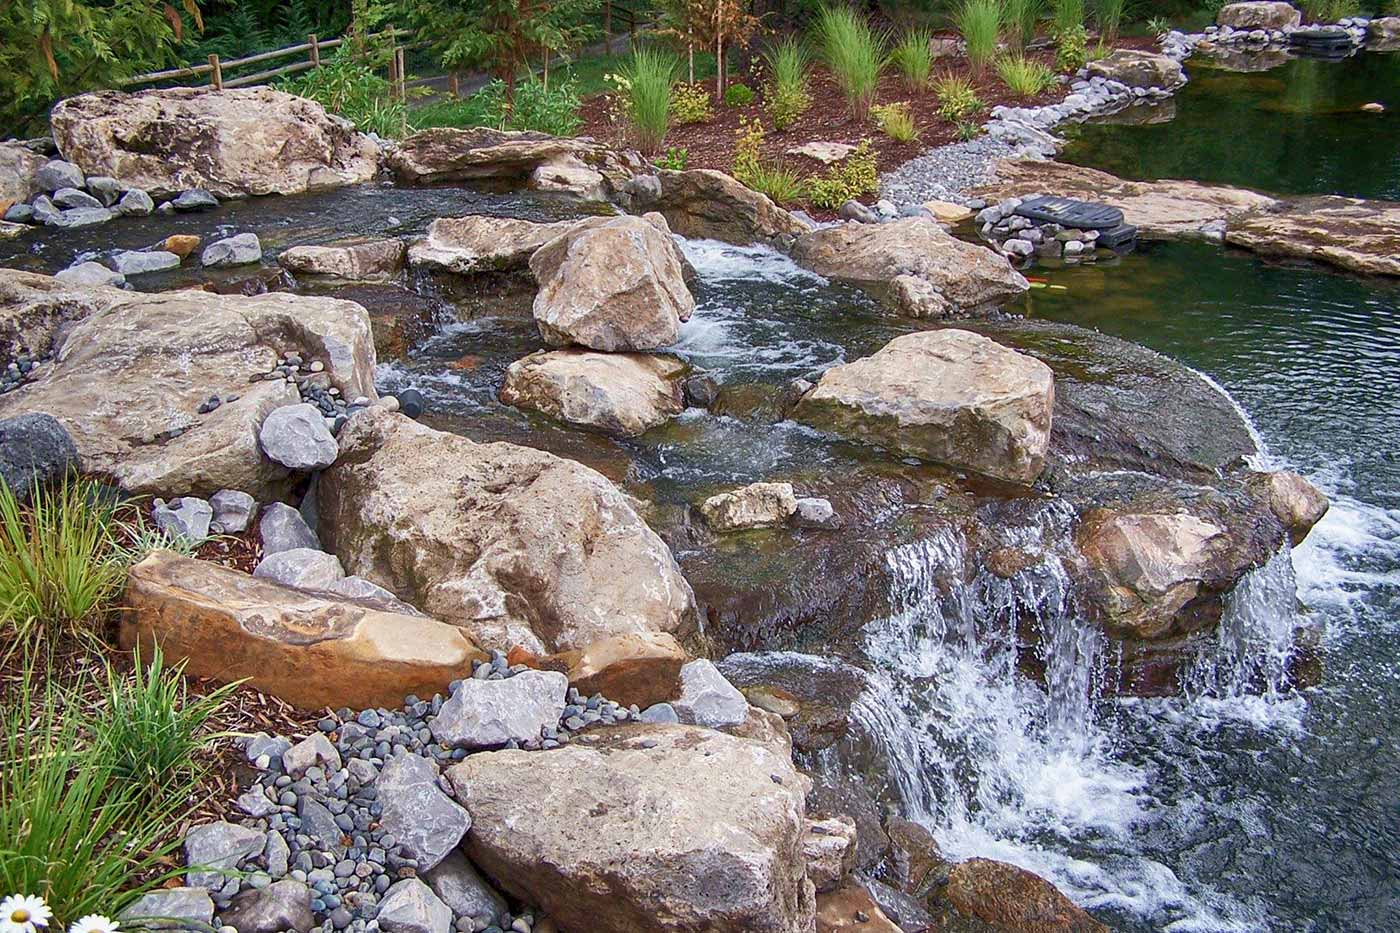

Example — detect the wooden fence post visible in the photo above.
[450,71,460,98]
[209,54,223,89]
[309,34,320,67]
[395,47,406,101]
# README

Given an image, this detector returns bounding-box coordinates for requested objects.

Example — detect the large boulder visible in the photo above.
[317,408,696,654]
[388,127,641,200]
[1084,50,1185,89]
[1217,1,1301,30]
[793,329,1054,486]
[499,349,687,436]
[446,724,815,933]
[1369,17,1400,48]
[0,142,46,206]
[278,239,406,280]
[50,87,379,199]
[1249,470,1329,546]
[0,271,376,498]
[407,216,580,277]
[937,858,1107,932]
[1225,196,1400,278]
[790,217,1029,317]
[529,216,694,351]
[625,168,812,246]
[120,550,487,709]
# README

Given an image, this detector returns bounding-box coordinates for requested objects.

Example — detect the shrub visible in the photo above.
[671,82,714,124]
[956,0,1003,76]
[1004,0,1045,51]
[764,38,813,130]
[1095,0,1127,42]
[0,475,125,644]
[724,82,756,107]
[934,73,985,121]
[1055,23,1088,72]
[280,45,404,138]
[1052,0,1086,38]
[806,139,879,209]
[813,5,886,120]
[428,78,586,136]
[732,117,806,204]
[1146,16,1172,35]
[872,102,920,142]
[657,146,689,170]
[890,29,935,92]
[619,48,677,155]
[996,55,1057,97]
[1301,0,1360,20]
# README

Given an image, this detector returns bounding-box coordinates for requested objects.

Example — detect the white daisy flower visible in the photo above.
[1,894,53,933]
[68,917,119,933]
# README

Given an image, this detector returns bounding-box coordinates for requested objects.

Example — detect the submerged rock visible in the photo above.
[499,349,687,436]
[699,481,799,532]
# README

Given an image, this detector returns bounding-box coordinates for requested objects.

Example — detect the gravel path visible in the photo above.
[879,135,1019,206]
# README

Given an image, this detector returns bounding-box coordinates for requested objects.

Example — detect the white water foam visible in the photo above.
[678,237,828,286]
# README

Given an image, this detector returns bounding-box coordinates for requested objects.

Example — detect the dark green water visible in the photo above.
[1060,52,1400,200]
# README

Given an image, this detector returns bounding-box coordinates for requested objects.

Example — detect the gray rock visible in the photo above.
[4,203,33,224]
[51,207,115,227]
[120,887,216,927]
[296,796,344,853]
[201,232,262,267]
[325,574,422,614]
[36,159,83,192]
[106,249,181,276]
[153,496,213,544]
[259,403,338,470]
[244,732,291,764]
[184,821,266,889]
[86,175,122,206]
[421,851,508,922]
[671,659,749,728]
[210,489,257,534]
[259,501,321,554]
[116,188,155,216]
[55,260,124,288]
[0,413,78,502]
[792,497,841,529]
[838,199,879,224]
[263,829,291,878]
[30,194,61,225]
[429,670,568,750]
[219,880,314,933]
[377,753,471,873]
[377,879,451,933]
[253,547,346,591]
[236,789,276,818]
[638,702,679,724]
[282,732,341,776]
[172,188,219,211]
[52,186,103,210]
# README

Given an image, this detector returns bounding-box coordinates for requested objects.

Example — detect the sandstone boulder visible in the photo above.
[802,817,858,893]
[1225,197,1400,277]
[1249,470,1329,546]
[939,858,1107,932]
[1369,17,1400,48]
[1217,1,1301,30]
[407,216,579,277]
[120,550,487,709]
[389,127,640,200]
[626,168,813,246]
[699,481,799,531]
[0,142,46,206]
[559,631,687,709]
[815,882,900,933]
[793,329,1054,486]
[791,217,1028,317]
[1085,50,1186,89]
[500,349,687,436]
[447,724,815,933]
[279,239,406,280]
[0,271,376,499]
[51,87,379,199]
[529,215,694,350]
[318,408,696,654]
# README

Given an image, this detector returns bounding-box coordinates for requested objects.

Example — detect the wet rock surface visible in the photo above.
[499,349,687,436]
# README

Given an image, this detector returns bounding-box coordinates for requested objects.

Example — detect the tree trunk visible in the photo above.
[688,41,694,84]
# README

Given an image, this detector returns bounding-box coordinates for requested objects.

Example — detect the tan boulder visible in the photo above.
[0,270,376,498]
[50,87,379,199]
[407,216,580,277]
[973,159,1277,240]
[699,481,799,531]
[388,127,640,200]
[793,330,1054,486]
[447,724,815,933]
[529,215,694,351]
[499,349,687,436]
[630,168,813,245]
[0,142,46,206]
[1225,196,1400,277]
[1369,17,1400,48]
[940,858,1107,932]
[317,408,696,655]
[787,142,858,165]
[790,217,1029,317]
[815,882,900,932]
[559,631,687,708]
[1085,50,1186,89]
[802,817,858,893]
[279,239,406,280]
[923,200,974,224]
[159,234,202,259]
[1250,470,1329,546]
[120,550,486,710]
[1217,1,1301,30]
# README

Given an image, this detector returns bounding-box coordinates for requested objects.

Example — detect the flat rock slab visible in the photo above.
[500,349,688,436]
[447,724,815,933]
[279,238,406,279]
[408,216,580,277]
[50,87,379,199]
[627,168,813,246]
[793,329,1054,487]
[0,270,376,499]
[121,550,487,709]
[1225,196,1400,277]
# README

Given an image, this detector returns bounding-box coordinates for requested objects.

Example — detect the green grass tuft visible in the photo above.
[890,29,935,92]
[872,101,921,142]
[620,48,678,156]
[1004,0,1046,51]
[764,38,813,130]
[813,5,886,120]
[957,0,1004,77]
[996,55,1058,97]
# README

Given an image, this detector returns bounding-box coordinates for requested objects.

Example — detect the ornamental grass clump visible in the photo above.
[890,28,935,92]
[996,55,1058,97]
[1004,0,1045,52]
[1095,0,1127,43]
[934,72,985,121]
[813,5,886,120]
[957,0,1003,77]
[764,38,813,130]
[872,102,920,142]
[618,48,677,155]
[1052,0,1086,38]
